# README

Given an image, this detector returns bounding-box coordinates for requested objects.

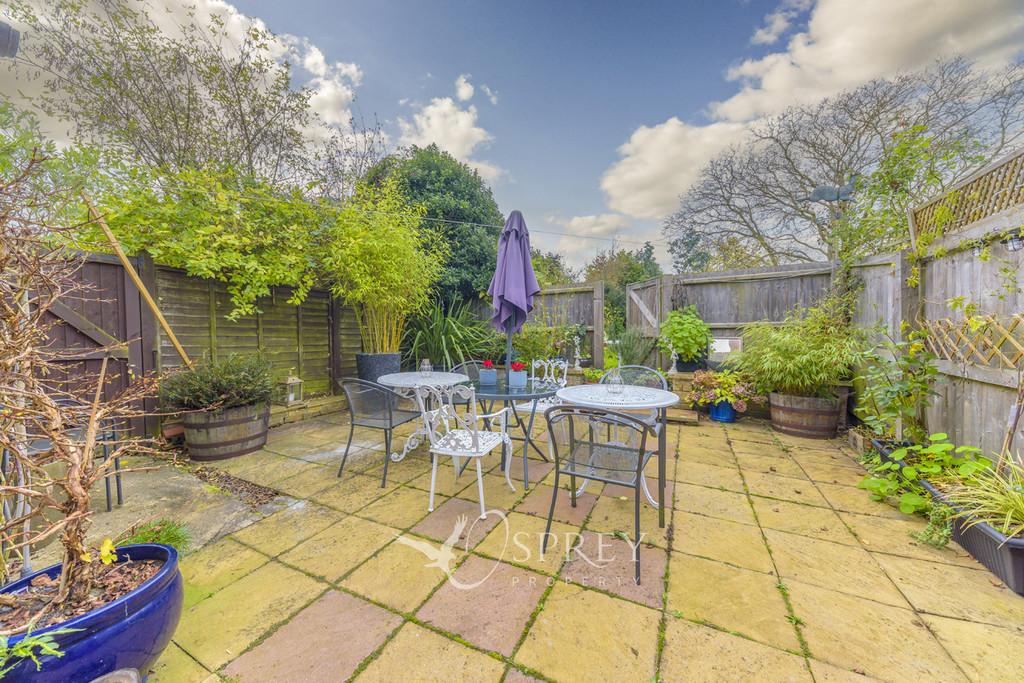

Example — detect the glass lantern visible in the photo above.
[279,374,304,406]
[606,354,624,395]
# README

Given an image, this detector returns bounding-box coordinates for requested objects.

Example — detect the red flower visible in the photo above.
[482,359,494,369]
[511,361,526,372]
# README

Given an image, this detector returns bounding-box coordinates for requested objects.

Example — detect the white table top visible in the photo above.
[377,371,469,389]
[556,383,680,410]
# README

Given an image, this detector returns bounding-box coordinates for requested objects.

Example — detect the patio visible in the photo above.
[144,413,1024,682]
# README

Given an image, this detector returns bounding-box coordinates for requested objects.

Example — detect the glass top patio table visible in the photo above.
[468,377,560,401]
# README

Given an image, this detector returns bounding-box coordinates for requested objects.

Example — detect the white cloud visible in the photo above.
[601,119,747,219]
[718,0,1024,122]
[552,213,631,238]
[397,97,504,181]
[751,0,813,46]
[481,84,499,105]
[600,0,1024,222]
[455,73,475,101]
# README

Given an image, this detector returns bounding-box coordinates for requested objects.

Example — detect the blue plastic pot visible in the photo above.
[709,400,737,423]
[1,544,183,682]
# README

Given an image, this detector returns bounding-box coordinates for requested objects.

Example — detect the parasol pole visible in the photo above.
[506,330,514,380]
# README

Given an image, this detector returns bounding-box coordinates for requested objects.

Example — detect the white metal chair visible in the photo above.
[511,358,569,457]
[413,384,510,519]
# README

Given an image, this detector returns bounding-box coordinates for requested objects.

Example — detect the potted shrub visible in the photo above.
[734,291,865,438]
[687,370,764,423]
[1,156,182,679]
[319,177,444,382]
[614,327,657,367]
[855,332,939,461]
[160,355,274,461]
[657,306,711,372]
[479,359,498,384]
[924,461,1024,595]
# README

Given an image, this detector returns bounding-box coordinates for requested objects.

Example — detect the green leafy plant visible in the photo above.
[733,290,865,397]
[582,367,605,383]
[318,177,446,354]
[160,355,273,411]
[657,306,711,361]
[858,433,990,514]
[94,165,321,320]
[514,323,564,364]
[0,628,79,678]
[913,504,953,547]
[856,329,939,444]
[687,370,764,412]
[116,519,191,553]
[613,327,657,366]
[402,301,500,369]
[940,460,1024,539]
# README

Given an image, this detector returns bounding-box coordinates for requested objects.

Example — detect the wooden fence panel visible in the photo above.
[154,266,357,397]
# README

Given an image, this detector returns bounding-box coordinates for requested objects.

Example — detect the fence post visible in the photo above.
[593,281,604,369]
[329,297,342,394]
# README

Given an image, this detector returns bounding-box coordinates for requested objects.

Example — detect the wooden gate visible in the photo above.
[43,253,152,433]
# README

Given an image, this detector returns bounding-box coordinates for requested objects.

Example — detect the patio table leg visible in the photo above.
[658,407,666,528]
[520,402,543,490]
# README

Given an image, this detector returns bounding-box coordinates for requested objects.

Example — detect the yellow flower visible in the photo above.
[100,538,117,565]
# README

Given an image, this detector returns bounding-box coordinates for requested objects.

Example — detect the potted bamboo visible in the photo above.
[160,355,274,461]
[319,178,444,382]
[734,292,864,439]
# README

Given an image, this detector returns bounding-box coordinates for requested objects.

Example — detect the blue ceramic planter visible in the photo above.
[508,370,528,388]
[1,544,183,682]
[709,401,737,423]
[478,368,498,384]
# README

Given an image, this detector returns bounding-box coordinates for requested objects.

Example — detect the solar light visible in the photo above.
[971,244,985,258]
[1004,232,1023,253]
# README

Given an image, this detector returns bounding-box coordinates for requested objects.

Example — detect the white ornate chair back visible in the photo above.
[531,358,569,387]
[413,383,482,451]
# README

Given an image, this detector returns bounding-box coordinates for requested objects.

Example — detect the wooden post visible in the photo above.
[83,195,193,368]
[593,281,605,369]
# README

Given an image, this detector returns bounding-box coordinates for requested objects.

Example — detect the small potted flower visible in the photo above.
[508,361,528,388]
[479,359,498,384]
[687,370,763,423]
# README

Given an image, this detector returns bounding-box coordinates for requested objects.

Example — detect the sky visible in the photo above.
[9,0,1024,269]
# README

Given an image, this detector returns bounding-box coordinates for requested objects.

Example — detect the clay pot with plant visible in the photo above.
[657,306,712,372]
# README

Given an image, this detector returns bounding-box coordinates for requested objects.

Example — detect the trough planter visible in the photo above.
[675,355,707,373]
[355,352,401,383]
[0,544,183,681]
[768,393,840,439]
[870,438,913,466]
[183,402,269,462]
[921,480,1024,595]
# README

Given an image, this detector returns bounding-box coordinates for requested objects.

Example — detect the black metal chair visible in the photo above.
[337,378,420,487]
[543,405,655,584]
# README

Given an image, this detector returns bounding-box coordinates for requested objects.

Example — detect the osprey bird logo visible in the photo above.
[394,510,509,590]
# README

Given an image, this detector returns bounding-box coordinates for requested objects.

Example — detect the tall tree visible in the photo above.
[365,144,504,302]
[6,0,381,197]
[583,242,662,338]
[665,59,1024,269]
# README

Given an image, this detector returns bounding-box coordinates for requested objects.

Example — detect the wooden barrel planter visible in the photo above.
[769,393,840,439]
[182,402,269,462]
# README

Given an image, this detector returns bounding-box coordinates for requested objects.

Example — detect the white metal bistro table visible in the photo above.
[555,383,679,528]
[377,371,469,462]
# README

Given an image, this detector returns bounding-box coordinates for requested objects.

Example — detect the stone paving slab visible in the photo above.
[356,622,505,682]
[173,561,325,670]
[661,618,812,682]
[223,590,401,682]
[667,552,801,652]
[515,582,660,682]
[417,555,548,656]
[142,414,1024,682]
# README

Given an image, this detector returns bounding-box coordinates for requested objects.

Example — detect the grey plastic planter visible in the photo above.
[355,353,400,383]
[921,480,1024,595]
